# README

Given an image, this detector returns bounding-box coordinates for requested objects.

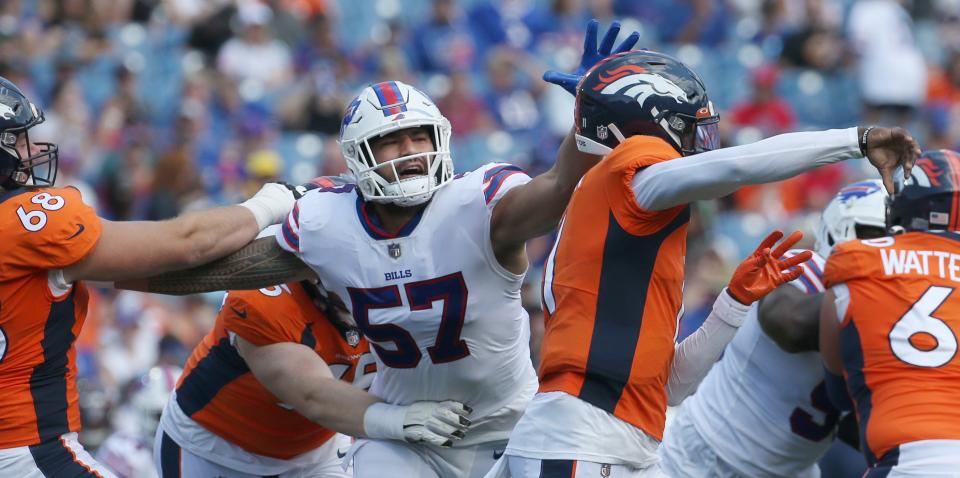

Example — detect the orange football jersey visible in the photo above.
[175,282,374,460]
[539,135,688,441]
[0,187,102,447]
[824,231,960,463]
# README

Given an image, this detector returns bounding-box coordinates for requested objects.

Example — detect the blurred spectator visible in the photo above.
[469,0,535,52]
[483,46,545,136]
[437,70,495,137]
[410,0,478,73]
[848,0,927,125]
[729,64,796,135]
[625,0,731,46]
[215,2,293,92]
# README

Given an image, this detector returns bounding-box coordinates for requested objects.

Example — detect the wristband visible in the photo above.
[714,288,752,328]
[362,402,406,440]
[859,126,876,157]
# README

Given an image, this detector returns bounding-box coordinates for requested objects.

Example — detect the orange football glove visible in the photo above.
[726,230,813,305]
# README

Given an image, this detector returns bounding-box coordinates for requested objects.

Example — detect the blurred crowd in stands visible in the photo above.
[3,0,958,469]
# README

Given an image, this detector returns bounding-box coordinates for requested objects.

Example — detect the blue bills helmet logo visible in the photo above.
[836,180,882,202]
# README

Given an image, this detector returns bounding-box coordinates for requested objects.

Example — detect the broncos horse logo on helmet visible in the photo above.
[575,50,719,156]
[888,149,960,232]
[0,76,58,189]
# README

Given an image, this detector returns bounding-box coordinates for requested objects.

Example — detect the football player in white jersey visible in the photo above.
[658,179,888,478]
[97,366,182,478]
[119,19,640,478]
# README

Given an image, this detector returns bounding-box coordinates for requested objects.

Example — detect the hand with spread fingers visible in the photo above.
[726,230,813,305]
[861,126,922,194]
[542,19,640,95]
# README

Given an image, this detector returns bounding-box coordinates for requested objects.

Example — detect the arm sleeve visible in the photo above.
[666,288,752,406]
[276,200,302,254]
[632,128,861,211]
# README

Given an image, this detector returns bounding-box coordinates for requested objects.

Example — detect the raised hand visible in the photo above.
[726,230,813,305]
[862,126,922,194]
[543,19,640,95]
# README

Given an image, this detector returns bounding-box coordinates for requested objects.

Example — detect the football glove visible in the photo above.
[726,230,812,305]
[543,19,640,96]
[363,400,473,448]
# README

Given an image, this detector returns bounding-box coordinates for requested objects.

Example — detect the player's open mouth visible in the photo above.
[398,161,426,179]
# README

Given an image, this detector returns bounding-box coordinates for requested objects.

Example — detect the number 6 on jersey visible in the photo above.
[889,286,958,368]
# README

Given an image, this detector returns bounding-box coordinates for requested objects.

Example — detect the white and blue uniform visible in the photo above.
[660,250,838,478]
[277,164,539,477]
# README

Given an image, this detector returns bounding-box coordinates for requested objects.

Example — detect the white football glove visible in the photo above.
[239,182,298,230]
[363,400,472,448]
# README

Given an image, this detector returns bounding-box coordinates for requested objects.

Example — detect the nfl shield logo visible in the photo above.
[596,125,608,140]
[600,464,611,477]
[387,243,402,258]
[346,329,361,347]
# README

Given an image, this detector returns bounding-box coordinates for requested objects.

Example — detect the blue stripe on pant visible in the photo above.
[540,459,575,477]
[159,432,181,478]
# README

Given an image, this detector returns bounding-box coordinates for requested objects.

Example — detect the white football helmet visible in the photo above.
[130,365,182,444]
[814,179,888,258]
[339,81,454,206]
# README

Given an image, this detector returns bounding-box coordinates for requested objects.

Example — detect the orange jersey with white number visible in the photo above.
[174,282,374,460]
[538,136,689,441]
[824,231,960,463]
[0,187,102,448]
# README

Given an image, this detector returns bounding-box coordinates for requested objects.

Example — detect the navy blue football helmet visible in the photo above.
[574,50,719,156]
[887,149,960,232]
[0,77,57,189]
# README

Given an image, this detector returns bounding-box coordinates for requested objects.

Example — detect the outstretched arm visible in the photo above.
[633,126,919,212]
[63,183,296,283]
[491,130,599,250]
[758,285,823,353]
[236,336,472,446]
[667,230,812,405]
[490,20,638,253]
[115,237,316,295]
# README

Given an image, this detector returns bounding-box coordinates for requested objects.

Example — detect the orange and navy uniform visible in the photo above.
[538,135,688,441]
[824,231,960,465]
[173,282,374,460]
[0,186,101,449]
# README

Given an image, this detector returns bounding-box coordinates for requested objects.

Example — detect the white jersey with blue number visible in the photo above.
[677,250,838,477]
[276,164,539,445]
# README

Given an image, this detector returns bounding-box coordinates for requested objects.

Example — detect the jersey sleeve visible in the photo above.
[601,136,687,235]
[276,199,303,254]
[3,187,102,272]
[481,163,532,209]
[823,241,879,287]
[222,286,306,347]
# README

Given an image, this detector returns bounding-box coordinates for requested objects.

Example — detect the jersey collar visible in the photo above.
[355,196,426,240]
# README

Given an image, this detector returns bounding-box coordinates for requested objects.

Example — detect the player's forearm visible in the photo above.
[174,205,261,268]
[115,237,315,295]
[667,289,750,406]
[297,378,381,437]
[633,127,861,211]
[493,129,602,243]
